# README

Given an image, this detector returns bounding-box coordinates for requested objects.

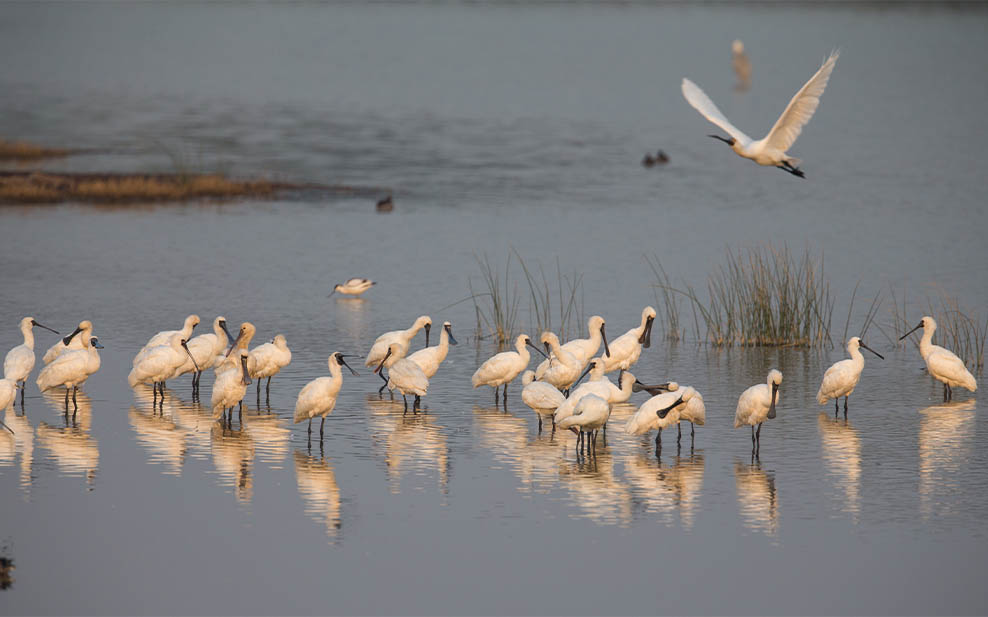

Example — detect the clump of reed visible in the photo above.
[645,254,683,341]
[0,172,276,204]
[651,245,834,347]
[0,138,68,160]
[470,252,584,348]
[886,286,986,372]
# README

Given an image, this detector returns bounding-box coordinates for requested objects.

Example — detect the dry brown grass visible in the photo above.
[0,172,279,204]
[0,139,69,160]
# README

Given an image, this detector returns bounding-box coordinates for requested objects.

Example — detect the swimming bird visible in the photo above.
[601,306,655,378]
[734,369,783,452]
[625,387,699,453]
[294,352,359,438]
[177,316,233,396]
[37,323,103,410]
[534,316,609,379]
[211,348,251,425]
[42,321,89,365]
[128,334,199,405]
[248,334,292,400]
[4,317,59,405]
[375,344,428,413]
[682,51,839,178]
[732,39,752,92]
[134,314,200,366]
[520,370,565,432]
[330,278,376,297]
[406,321,457,379]
[817,336,884,416]
[900,316,977,401]
[537,332,583,394]
[472,334,546,404]
[365,316,432,394]
[557,393,611,454]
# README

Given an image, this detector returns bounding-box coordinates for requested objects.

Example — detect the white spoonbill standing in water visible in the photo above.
[817,337,884,417]
[3,317,59,406]
[294,352,359,439]
[900,316,977,401]
[681,51,839,178]
[735,369,782,452]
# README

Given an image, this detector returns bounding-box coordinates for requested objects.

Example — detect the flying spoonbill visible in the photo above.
[4,317,59,406]
[248,334,292,400]
[375,344,428,413]
[817,336,884,416]
[294,352,359,438]
[601,306,654,378]
[472,334,546,404]
[365,316,431,393]
[900,316,977,401]
[535,316,609,379]
[37,323,103,410]
[134,314,200,366]
[735,369,782,452]
[682,51,839,177]
[407,321,457,379]
[330,278,376,297]
[211,348,251,425]
[521,370,565,431]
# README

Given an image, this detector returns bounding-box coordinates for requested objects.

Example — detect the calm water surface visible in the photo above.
[1,3,987,615]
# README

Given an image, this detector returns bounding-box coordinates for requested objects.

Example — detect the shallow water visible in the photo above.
[1,2,987,615]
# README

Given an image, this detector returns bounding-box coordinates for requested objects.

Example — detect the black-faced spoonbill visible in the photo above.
[375,344,428,413]
[625,387,699,453]
[520,370,565,432]
[294,352,359,439]
[553,358,634,427]
[248,334,292,401]
[178,316,233,397]
[134,314,199,366]
[3,317,59,406]
[37,323,103,410]
[329,278,376,297]
[557,393,611,454]
[900,316,977,401]
[734,369,782,452]
[817,337,884,417]
[406,321,457,379]
[534,316,609,379]
[128,334,198,407]
[537,332,583,394]
[471,334,546,405]
[211,348,251,426]
[601,306,655,378]
[365,316,432,394]
[682,51,839,178]
[43,320,90,365]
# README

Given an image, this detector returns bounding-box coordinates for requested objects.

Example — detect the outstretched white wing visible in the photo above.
[681,78,752,146]
[763,51,839,153]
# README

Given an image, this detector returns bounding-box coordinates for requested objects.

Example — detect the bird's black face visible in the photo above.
[63,326,83,346]
[639,315,654,348]
[31,320,59,335]
[708,134,735,146]
[336,353,360,376]
[444,323,458,346]
[90,337,104,349]
[656,396,685,419]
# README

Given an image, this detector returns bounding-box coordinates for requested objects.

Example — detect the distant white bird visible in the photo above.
[732,39,752,92]
[375,344,429,413]
[37,323,103,409]
[4,317,59,405]
[534,316,609,378]
[0,379,15,433]
[330,278,376,297]
[177,316,233,396]
[537,332,583,393]
[817,336,884,415]
[625,386,699,452]
[900,316,977,401]
[407,321,457,379]
[601,306,655,377]
[520,370,565,431]
[42,321,89,365]
[365,316,432,393]
[134,314,200,366]
[557,393,611,454]
[294,352,359,438]
[735,369,783,451]
[682,50,839,178]
[248,334,292,399]
[128,334,199,403]
[211,348,251,424]
[472,334,545,404]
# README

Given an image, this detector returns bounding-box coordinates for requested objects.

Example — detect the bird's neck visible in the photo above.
[21,326,34,349]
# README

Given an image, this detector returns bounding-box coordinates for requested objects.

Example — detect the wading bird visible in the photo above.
[4,317,59,406]
[129,334,198,404]
[472,334,546,405]
[365,316,431,393]
[37,324,103,410]
[330,278,376,297]
[42,320,90,365]
[817,337,884,416]
[735,369,782,452]
[134,314,199,366]
[407,321,457,379]
[537,332,583,394]
[375,344,428,413]
[601,306,654,378]
[682,51,839,178]
[178,316,233,396]
[535,316,609,378]
[900,316,977,401]
[557,393,611,454]
[248,334,293,400]
[521,370,565,432]
[294,352,359,439]
[212,348,251,425]
[0,378,16,432]
[625,387,700,453]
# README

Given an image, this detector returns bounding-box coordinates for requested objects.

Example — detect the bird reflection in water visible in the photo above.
[366,395,449,495]
[294,449,341,541]
[558,450,632,527]
[210,421,254,504]
[472,405,567,493]
[333,296,371,349]
[36,390,99,486]
[734,458,778,535]
[624,452,705,529]
[0,410,33,490]
[918,399,976,520]
[817,413,861,520]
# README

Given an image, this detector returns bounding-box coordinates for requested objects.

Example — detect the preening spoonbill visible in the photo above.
[330,278,376,297]
[134,314,200,365]
[178,316,233,396]
[471,334,546,404]
[294,352,359,438]
[128,334,199,404]
[900,316,977,401]
[211,348,251,424]
[4,317,59,405]
[732,39,752,92]
[557,393,610,454]
[626,386,699,452]
[735,369,783,451]
[817,337,884,416]
[534,316,609,378]
[248,334,292,399]
[538,332,583,393]
[365,316,432,393]
[375,344,428,413]
[42,321,89,365]
[407,321,457,378]
[553,358,633,425]
[0,379,15,433]
[37,324,103,410]
[521,370,565,431]
[682,51,839,178]
[601,306,655,377]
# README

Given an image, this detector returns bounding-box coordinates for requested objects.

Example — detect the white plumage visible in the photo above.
[4,317,59,392]
[817,337,883,412]
[471,334,542,401]
[364,315,432,368]
[625,387,699,449]
[406,321,457,378]
[134,314,200,366]
[375,343,429,411]
[330,277,376,296]
[211,349,251,420]
[534,316,609,378]
[128,333,196,389]
[553,358,634,425]
[682,51,839,177]
[520,370,565,420]
[294,352,358,436]
[601,307,654,374]
[42,321,88,365]
[214,322,256,375]
[735,369,782,450]
[557,393,611,436]
[537,331,583,392]
[248,334,293,395]
[900,316,977,400]
[36,323,102,403]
